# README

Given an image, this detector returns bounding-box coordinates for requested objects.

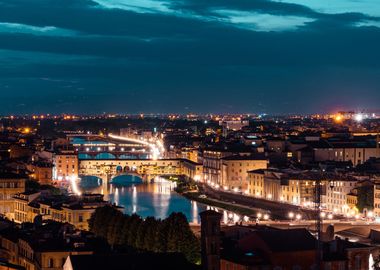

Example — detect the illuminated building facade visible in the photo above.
[53,151,79,181]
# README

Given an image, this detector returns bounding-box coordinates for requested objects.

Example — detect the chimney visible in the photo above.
[200,210,222,270]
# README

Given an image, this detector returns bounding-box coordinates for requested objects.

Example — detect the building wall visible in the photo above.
[314,147,380,166]
[324,180,356,215]
[37,251,93,270]
[280,180,301,205]
[374,184,380,217]
[203,151,230,186]
[181,160,203,181]
[221,160,268,191]
[53,154,78,181]
[13,194,101,231]
[248,172,264,197]
[0,178,26,219]
[27,164,53,185]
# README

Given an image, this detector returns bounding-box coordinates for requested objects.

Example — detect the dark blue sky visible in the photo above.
[0,0,380,114]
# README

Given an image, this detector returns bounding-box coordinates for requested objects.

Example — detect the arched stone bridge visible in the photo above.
[79,159,184,183]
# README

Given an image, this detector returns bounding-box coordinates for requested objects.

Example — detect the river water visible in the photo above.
[79,175,207,224]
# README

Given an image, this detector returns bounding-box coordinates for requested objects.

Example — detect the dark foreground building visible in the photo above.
[63,253,199,270]
[200,210,374,270]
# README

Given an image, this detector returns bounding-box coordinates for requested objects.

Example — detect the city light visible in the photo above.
[288,212,295,219]
[354,113,363,122]
[334,114,343,123]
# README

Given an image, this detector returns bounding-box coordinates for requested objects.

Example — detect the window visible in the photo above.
[48,258,54,268]
[354,255,361,270]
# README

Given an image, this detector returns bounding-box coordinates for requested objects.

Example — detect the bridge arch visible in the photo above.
[111,174,144,185]
[79,175,104,187]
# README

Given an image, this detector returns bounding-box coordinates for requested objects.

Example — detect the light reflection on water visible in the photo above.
[79,175,207,223]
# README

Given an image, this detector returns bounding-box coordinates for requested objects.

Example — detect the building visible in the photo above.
[0,222,105,270]
[247,169,358,214]
[219,120,249,132]
[324,179,358,215]
[26,162,53,185]
[202,145,259,187]
[63,253,197,270]
[200,210,374,270]
[53,151,78,181]
[0,173,26,219]
[247,169,316,205]
[180,159,203,181]
[374,183,380,217]
[313,140,380,166]
[14,193,111,230]
[221,155,268,191]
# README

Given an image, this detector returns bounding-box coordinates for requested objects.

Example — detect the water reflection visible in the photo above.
[79,175,206,223]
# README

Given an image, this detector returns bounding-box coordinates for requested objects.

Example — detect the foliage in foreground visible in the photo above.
[89,206,200,264]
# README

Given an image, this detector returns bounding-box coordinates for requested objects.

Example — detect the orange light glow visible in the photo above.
[334,115,343,123]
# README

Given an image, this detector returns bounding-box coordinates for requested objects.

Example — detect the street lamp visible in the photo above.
[288,212,295,219]
[296,214,302,221]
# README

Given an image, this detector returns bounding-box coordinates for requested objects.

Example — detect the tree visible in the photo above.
[126,214,142,247]
[143,217,160,251]
[89,207,200,264]
[356,185,374,212]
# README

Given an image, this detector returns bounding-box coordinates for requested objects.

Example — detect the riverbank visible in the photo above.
[172,177,265,218]
[181,191,263,217]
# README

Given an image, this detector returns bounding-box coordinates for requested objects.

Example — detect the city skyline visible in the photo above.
[1,0,380,114]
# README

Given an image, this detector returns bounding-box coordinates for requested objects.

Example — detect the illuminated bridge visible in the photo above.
[79,159,183,183]
[71,133,163,160]
[78,157,202,184]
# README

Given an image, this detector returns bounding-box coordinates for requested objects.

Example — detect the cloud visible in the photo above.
[0,0,379,114]
[273,0,380,17]
[213,10,315,31]
[91,0,172,13]
[0,22,77,36]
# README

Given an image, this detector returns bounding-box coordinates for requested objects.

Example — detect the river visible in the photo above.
[79,175,207,224]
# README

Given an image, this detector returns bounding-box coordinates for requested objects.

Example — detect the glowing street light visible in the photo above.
[288,212,295,219]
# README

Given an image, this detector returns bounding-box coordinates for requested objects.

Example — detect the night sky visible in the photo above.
[0,0,380,114]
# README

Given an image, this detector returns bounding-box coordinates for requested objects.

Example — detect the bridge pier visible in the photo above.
[99,174,111,185]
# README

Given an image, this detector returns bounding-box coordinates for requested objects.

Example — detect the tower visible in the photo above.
[200,210,222,270]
